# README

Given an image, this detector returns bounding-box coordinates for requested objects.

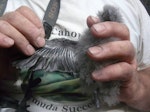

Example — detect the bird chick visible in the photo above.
[13,5,123,108]
[76,5,123,107]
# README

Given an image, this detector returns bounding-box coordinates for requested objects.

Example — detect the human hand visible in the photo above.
[0,6,45,79]
[86,16,149,111]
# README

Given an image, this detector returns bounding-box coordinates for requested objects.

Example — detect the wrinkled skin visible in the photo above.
[0,6,45,79]
[0,6,150,111]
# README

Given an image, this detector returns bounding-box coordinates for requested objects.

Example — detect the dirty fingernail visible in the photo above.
[36,36,45,47]
[90,16,100,23]
[26,44,35,55]
[88,46,102,55]
[4,37,14,46]
[93,24,106,32]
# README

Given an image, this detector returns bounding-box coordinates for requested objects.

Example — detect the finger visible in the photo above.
[16,6,45,39]
[92,62,134,82]
[16,6,46,44]
[88,40,135,64]
[2,11,45,48]
[90,22,129,40]
[87,16,100,27]
[0,32,14,48]
[0,20,35,55]
[16,6,44,29]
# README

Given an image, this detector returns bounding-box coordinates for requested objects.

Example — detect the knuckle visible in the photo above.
[28,27,41,40]
[118,62,133,79]
[122,24,130,39]
[4,11,20,22]
[124,41,135,57]
[118,41,130,51]
[102,62,132,81]
[103,22,113,33]
[104,42,117,54]
[118,62,130,70]
[116,41,135,56]
[17,6,29,11]
[103,41,135,62]
[103,22,130,40]
[0,20,9,29]
[16,6,31,13]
